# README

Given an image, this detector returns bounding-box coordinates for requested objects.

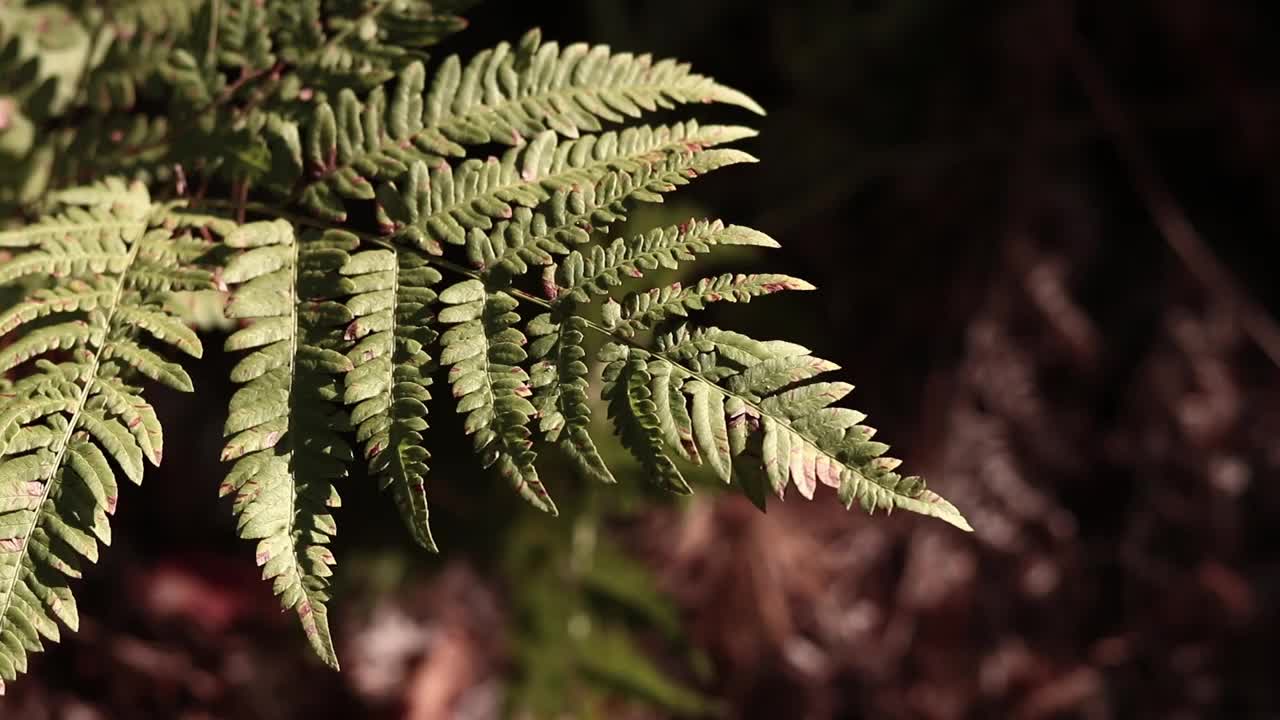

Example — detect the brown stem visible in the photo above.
[1066,26,1280,367]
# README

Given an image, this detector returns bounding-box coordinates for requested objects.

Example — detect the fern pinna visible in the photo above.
[0,180,209,688]
[0,2,969,690]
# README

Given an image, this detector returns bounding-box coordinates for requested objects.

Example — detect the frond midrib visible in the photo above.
[280,234,328,630]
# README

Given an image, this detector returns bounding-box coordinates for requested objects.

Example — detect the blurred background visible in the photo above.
[4,0,1280,718]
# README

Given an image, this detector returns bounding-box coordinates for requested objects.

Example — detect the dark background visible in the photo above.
[5,1,1280,718]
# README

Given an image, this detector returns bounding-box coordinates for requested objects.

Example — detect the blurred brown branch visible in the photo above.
[1066,14,1280,368]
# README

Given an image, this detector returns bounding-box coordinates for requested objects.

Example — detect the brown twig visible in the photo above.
[1066,28,1280,368]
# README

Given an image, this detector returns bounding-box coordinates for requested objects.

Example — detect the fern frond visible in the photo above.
[523,224,778,485]
[48,114,174,190]
[0,5,88,118]
[460,206,580,283]
[100,0,203,37]
[295,41,759,223]
[381,122,754,251]
[57,0,205,113]
[340,244,441,551]
[293,24,761,193]
[437,279,556,513]
[0,180,205,692]
[610,273,815,338]
[272,0,468,97]
[554,219,778,304]
[0,40,60,194]
[267,0,325,63]
[219,220,354,669]
[0,184,149,253]
[0,281,114,337]
[217,0,275,73]
[81,24,177,112]
[630,325,972,529]
[599,344,691,494]
[527,313,615,485]
[423,28,765,141]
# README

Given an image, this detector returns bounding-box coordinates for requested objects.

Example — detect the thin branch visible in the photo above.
[1067,32,1280,367]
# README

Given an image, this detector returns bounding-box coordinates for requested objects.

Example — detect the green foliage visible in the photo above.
[0,1,970,706]
[439,279,556,512]
[340,244,442,551]
[218,220,353,669]
[0,179,210,693]
[529,313,616,486]
[505,500,714,718]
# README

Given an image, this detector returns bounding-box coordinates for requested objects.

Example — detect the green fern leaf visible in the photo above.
[340,244,441,551]
[418,121,748,242]
[437,279,556,513]
[0,180,204,692]
[611,273,815,337]
[0,282,113,336]
[301,57,757,223]
[645,358,699,465]
[291,26,760,217]
[47,114,173,192]
[219,220,354,669]
[103,0,203,37]
[554,219,779,304]
[528,313,615,484]
[88,376,165,465]
[600,344,690,494]
[217,0,276,72]
[82,25,179,112]
[272,0,468,97]
[648,326,971,530]
[0,13,974,695]
[421,27,765,143]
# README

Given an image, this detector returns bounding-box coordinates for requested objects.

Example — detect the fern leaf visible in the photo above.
[88,376,165,466]
[554,219,779,304]
[448,122,746,240]
[461,206,579,283]
[292,25,760,216]
[103,0,203,36]
[114,302,204,356]
[437,279,556,513]
[422,28,765,143]
[686,380,733,483]
[340,244,441,551]
[47,114,173,191]
[81,24,178,112]
[646,358,699,465]
[0,180,204,692]
[0,13,975,693]
[611,273,814,337]
[528,313,615,484]
[0,282,113,336]
[217,0,276,72]
[641,326,971,530]
[219,220,354,669]
[302,61,757,225]
[273,0,468,96]
[0,221,142,284]
[600,344,690,493]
